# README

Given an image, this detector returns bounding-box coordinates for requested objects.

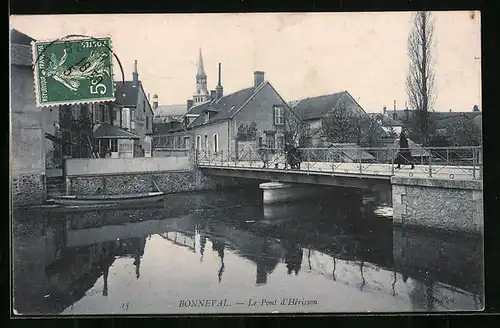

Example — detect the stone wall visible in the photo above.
[66,169,239,196]
[392,176,483,235]
[11,35,48,208]
[11,173,46,207]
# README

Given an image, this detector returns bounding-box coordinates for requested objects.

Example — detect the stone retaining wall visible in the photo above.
[66,169,238,196]
[11,173,46,207]
[391,176,483,235]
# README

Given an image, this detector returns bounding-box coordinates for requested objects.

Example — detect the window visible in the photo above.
[204,135,208,150]
[130,110,136,130]
[143,100,146,113]
[274,105,284,125]
[110,139,118,152]
[113,107,121,126]
[122,108,130,129]
[265,132,275,149]
[258,137,263,148]
[205,112,210,123]
[213,134,219,153]
[104,105,110,123]
[196,135,201,150]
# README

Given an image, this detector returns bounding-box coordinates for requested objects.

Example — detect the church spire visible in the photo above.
[197,48,206,78]
[193,48,210,105]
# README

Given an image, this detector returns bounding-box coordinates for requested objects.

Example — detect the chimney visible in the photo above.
[216,63,223,100]
[383,106,387,115]
[187,99,193,111]
[392,100,397,120]
[394,100,396,111]
[254,71,265,88]
[132,60,139,87]
[210,90,216,100]
[152,94,158,110]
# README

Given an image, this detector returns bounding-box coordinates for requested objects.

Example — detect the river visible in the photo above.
[12,184,484,314]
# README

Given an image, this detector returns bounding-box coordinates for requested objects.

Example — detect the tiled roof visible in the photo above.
[11,29,35,46]
[290,92,347,120]
[186,101,211,115]
[391,109,481,123]
[93,123,140,139]
[369,113,404,127]
[155,104,186,116]
[189,86,259,128]
[325,143,375,161]
[114,81,140,107]
[10,29,35,66]
[379,137,430,157]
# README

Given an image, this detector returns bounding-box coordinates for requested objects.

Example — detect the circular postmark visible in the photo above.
[32,34,125,107]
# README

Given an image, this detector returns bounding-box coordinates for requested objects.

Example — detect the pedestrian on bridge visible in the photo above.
[395,131,415,169]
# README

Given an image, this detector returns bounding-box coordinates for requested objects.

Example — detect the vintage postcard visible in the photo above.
[10,12,483,315]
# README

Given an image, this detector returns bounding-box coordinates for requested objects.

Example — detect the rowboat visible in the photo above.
[49,191,165,206]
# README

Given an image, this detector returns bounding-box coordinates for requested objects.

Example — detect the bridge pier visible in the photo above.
[259,182,321,205]
[391,176,483,235]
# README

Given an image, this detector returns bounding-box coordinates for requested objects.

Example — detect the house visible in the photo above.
[188,69,298,157]
[289,91,377,147]
[52,60,155,159]
[11,28,48,205]
[109,61,155,156]
[153,50,299,158]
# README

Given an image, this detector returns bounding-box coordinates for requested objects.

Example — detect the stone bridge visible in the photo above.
[196,146,483,235]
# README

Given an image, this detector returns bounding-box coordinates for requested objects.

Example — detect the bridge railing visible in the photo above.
[196,146,482,181]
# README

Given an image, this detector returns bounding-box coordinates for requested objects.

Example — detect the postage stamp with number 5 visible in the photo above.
[31,36,115,107]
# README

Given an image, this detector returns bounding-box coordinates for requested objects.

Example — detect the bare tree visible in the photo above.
[283,108,311,149]
[406,11,436,146]
[321,99,380,144]
[321,100,359,144]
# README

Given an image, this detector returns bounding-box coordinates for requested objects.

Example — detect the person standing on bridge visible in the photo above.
[395,131,415,169]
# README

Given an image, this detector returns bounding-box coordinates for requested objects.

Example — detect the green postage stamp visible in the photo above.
[32,36,115,107]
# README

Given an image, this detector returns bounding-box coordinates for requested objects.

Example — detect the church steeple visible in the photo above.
[197,48,206,78]
[194,48,210,105]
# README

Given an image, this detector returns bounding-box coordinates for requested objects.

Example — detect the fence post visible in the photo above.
[307,149,310,172]
[428,150,433,178]
[359,148,362,174]
[479,146,483,180]
[472,147,477,180]
[391,148,395,175]
[331,149,334,173]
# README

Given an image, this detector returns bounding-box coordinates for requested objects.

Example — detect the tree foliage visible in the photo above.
[405,11,436,146]
[236,122,258,141]
[59,104,95,158]
[321,100,383,145]
[444,118,482,146]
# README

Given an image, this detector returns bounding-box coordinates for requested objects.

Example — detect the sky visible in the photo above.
[10,12,481,113]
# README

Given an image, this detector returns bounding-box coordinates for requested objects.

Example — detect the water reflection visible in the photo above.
[12,187,483,314]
